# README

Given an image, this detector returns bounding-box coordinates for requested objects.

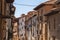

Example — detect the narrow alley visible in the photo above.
[0,0,60,40]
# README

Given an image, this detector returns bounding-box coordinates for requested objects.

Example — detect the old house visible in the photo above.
[18,14,26,40]
[44,8,60,40]
[25,11,39,40]
[0,0,15,40]
[33,0,58,40]
[31,11,38,40]
[44,1,60,40]
[12,18,19,40]
[25,11,34,40]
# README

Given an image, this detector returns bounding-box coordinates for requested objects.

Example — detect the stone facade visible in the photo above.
[44,1,60,40]
[32,12,38,40]
[0,0,15,40]
[44,8,60,40]
[33,0,58,40]
[18,14,26,40]
[25,11,39,40]
[12,19,19,40]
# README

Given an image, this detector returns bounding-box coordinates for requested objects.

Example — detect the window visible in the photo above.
[27,28,29,31]
[22,27,23,29]
[40,16,43,21]
[33,20,36,26]
[21,23,22,25]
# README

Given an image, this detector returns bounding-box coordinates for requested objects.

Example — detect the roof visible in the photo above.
[34,3,45,10]
[44,0,57,4]
[44,8,60,16]
[34,0,57,10]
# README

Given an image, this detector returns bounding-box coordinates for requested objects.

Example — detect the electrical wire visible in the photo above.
[14,3,37,7]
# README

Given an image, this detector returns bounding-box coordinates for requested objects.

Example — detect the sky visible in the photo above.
[14,0,48,18]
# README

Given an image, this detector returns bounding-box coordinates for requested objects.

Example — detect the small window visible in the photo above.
[21,23,22,25]
[22,27,23,29]
[40,16,43,21]
[33,20,36,26]
[27,28,29,31]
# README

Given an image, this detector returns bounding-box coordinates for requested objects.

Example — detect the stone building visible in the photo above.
[12,18,19,40]
[0,0,15,40]
[27,16,32,40]
[25,15,30,40]
[25,11,39,40]
[25,11,33,40]
[31,11,38,40]
[33,0,58,40]
[44,8,60,40]
[44,1,60,40]
[18,14,26,40]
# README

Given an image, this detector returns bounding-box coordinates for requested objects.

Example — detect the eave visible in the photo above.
[44,8,60,16]
[34,1,56,10]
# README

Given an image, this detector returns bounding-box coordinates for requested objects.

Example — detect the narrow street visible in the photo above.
[0,0,60,40]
